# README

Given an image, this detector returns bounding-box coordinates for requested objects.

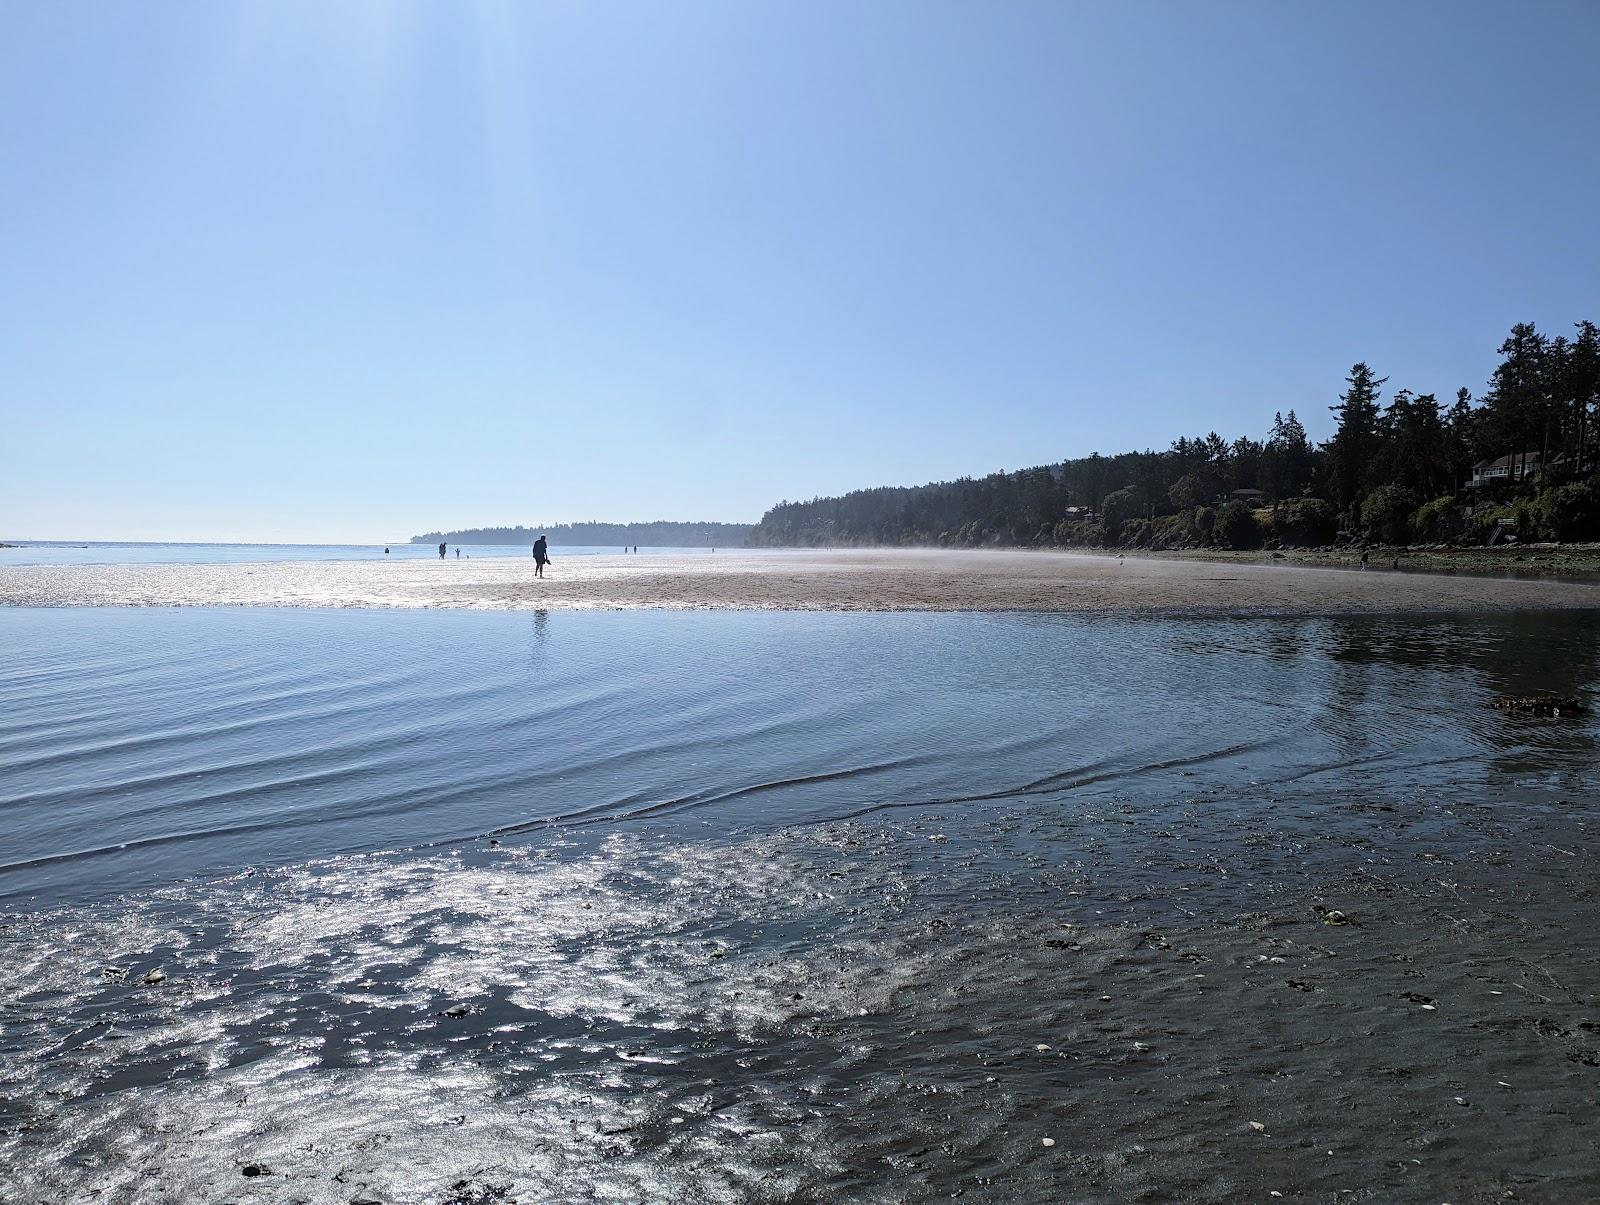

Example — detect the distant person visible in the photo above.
[1359,550,1369,569]
[533,534,550,577]
[439,542,447,559]
[455,548,460,558]
[384,547,389,554]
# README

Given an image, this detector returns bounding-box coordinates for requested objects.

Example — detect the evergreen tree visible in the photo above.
[1375,390,1449,500]
[1262,410,1314,499]
[1568,321,1600,473]
[1325,363,1386,516]
[1444,388,1478,489]
[1480,322,1548,484]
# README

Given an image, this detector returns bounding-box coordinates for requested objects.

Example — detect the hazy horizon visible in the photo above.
[5,1,1598,541]
[0,520,757,546]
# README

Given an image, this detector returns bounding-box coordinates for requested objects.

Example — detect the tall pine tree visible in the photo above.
[1326,363,1386,517]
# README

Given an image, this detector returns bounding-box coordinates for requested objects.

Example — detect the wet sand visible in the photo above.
[4,771,1597,1202]
[3,548,1599,612]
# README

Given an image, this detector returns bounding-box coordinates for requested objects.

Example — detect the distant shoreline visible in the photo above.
[1125,541,1600,579]
[747,540,1600,580]
[3,547,1597,614]
[413,521,753,548]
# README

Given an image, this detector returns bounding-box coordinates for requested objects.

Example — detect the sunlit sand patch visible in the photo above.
[3,548,1598,612]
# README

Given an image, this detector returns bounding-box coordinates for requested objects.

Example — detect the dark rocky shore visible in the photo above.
[1150,541,1600,579]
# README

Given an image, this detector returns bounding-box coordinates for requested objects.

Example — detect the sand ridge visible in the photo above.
[2,548,1598,612]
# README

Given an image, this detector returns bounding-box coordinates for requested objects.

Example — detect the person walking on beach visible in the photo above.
[532,534,550,577]
[439,542,447,559]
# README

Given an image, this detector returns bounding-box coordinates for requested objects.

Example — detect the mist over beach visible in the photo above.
[5,3,1600,1203]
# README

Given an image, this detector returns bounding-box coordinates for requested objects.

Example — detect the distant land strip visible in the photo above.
[413,521,753,547]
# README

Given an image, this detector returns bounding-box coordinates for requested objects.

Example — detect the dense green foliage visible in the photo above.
[414,521,752,547]
[1214,500,1261,550]
[750,320,1600,550]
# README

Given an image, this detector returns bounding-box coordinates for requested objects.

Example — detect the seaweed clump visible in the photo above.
[1491,693,1588,717]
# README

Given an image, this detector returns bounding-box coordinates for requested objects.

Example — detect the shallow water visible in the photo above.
[4,608,1600,1201]
[4,607,1596,907]
[0,542,716,567]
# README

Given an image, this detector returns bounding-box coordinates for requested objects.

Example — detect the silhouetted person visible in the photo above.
[455,548,460,558]
[439,542,447,559]
[384,547,389,554]
[533,535,549,577]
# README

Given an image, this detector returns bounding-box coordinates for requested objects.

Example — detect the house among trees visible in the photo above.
[1468,451,1546,488]
[1229,488,1267,504]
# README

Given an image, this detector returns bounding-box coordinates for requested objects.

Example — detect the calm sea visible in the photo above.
[3,607,1598,1200]
[0,541,721,567]
[3,607,1595,905]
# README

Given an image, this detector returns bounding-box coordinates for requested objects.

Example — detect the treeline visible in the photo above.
[413,521,752,547]
[750,319,1600,551]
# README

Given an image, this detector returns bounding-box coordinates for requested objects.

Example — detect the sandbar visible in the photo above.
[1,548,1598,613]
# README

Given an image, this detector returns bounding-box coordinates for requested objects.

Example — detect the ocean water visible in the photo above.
[4,607,1594,908]
[0,541,724,567]
[4,607,1600,1201]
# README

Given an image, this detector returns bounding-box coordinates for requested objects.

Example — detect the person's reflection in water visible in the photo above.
[529,609,549,667]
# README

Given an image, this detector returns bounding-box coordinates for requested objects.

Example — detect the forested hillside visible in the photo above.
[750,320,1600,551]
[414,521,751,547]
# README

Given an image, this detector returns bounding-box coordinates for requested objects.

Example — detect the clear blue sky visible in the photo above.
[3,1,1597,542]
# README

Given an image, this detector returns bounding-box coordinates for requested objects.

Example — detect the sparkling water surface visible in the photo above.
[0,541,720,567]
[4,607,1599,1203]
[3,607,1596,906]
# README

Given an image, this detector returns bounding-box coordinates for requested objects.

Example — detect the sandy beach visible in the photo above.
[3,548,1599,613]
